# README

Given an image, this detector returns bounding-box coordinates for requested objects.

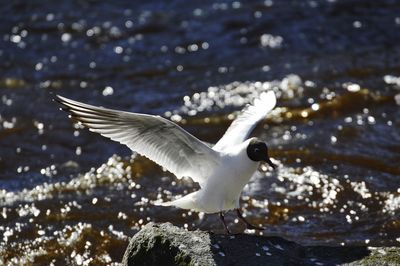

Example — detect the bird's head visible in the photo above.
[246,138,276,169]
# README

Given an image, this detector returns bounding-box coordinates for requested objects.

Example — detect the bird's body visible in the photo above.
[164,138,259,213]
[55,91,277,233]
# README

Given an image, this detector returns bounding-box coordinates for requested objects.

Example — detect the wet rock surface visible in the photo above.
[122,222,399,266]
[122,222,215,266]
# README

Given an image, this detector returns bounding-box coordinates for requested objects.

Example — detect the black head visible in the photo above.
[246,139,276,169]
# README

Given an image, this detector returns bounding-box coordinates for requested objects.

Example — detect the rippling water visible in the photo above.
[1,0,400,264]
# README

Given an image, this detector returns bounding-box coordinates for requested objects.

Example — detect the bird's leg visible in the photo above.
[236,208,265,230]
[219,212,231,234]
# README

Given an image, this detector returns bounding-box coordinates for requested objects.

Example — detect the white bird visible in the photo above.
[55,91,277,233]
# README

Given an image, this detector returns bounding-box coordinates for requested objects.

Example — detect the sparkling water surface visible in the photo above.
[0,0,399,264]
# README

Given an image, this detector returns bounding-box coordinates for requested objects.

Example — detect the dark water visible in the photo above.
[1,0,400,264]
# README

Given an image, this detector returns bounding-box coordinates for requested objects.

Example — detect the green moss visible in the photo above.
[174,252,192,265]
[358,247,400,266]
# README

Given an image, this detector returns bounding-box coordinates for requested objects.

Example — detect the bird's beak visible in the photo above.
[265,156,276,169]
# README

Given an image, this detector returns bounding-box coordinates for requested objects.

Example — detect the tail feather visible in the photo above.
[155,191,201,211]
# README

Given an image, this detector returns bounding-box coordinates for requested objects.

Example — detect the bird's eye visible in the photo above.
[254,148,260,153]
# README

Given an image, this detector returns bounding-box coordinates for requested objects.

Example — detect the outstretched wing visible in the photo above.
[213,91,276,151]
[55,95,220,187]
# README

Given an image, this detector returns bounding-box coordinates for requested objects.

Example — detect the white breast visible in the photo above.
[196,140,259,213]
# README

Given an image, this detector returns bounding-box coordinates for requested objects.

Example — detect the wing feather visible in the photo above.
[213,91,276,151]
[55,95,219,187]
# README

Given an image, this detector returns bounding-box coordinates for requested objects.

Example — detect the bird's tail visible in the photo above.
[154,191,201,211]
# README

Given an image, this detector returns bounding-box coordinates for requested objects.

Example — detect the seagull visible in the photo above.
[55,91,277,234]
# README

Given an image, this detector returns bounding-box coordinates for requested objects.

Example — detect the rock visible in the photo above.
[122,222,215,266]
[350,247,400,266]
[122,223,398,266]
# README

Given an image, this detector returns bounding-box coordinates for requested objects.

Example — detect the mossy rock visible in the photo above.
[122,222,399,266]
[122,222,214,266]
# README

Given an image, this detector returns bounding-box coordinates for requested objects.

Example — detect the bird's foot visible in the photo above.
[219,212,231,235]
[235,208,265,231]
